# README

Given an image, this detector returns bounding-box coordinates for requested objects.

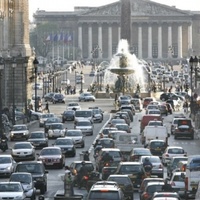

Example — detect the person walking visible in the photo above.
[45,101,50,113]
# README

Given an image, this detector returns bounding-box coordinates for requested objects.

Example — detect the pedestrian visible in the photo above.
[45,101,50,113]
[183,101,189,114]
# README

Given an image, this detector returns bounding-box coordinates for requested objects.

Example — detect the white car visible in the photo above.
[10,124,30,141]
[0,155,16,177]
[0,182,26,200]
[162,146,187,165]
[169,171,186,197]
[67,102,81,111]
[11,142,35,162]
[47,123,66,139]
[39,113,55,127]
[75,119,94,136]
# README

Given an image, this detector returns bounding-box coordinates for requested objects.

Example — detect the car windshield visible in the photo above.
[12,126,26,131]
[16,164,43,173]
[14,143,31,149]
[143,157,161,163]
[108,177,131,185]
[46,118,60,123]
[10,174,31,183]
[77,121,91,126]
[168,148,184,154]
[55,139,73,145]
[147,185,163,193]
[40,148,61,155]
[30,132,44,139]
[89,191,119,200]
[116,125,129,131]
[0,157,11,163]
[68,103,78,106]
[66,131,81,136]
[64,111,74,114]
[50,124,63,129]
[0,183,22,192]
[75,163,94,172]
[150,142,166,148]
[120,165,142,173]
[134,149,151,155]
[84,93,92,97]
[75,111,92,117]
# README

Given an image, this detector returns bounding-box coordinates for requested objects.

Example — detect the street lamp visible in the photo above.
[193,56,199,88]
[33,57,39,112]
[0,57,4,138]
[122,74,125,95]
[12,58,16,125]
[80,71,84,93]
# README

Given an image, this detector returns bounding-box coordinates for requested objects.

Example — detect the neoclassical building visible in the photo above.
[33,0,200,61]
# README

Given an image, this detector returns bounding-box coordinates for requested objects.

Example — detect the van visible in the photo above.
[185,155,200,199]
[139,114,163,133]
[74,110,93,124]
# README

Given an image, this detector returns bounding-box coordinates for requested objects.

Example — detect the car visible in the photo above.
[67,102,81,111]
[107,174,134,200]
[158,104,168,116]
[115,123,131,133]
[114,161,145,189]
[14,161,48,194]
[139,178,164,199]
[115,111,131,125]
[10,124,30,141]
[167,156,188,177]
[120,109,134,122]
[139,156,164,178]
[100,127,118,137]
[91,108,104,123]
[143,97,155,108]
[74,110,93,124]
[130,147,152,161]
[65,129,85,148]
[109,118,127,126]
[28,131,48,148]
[0,155,16,177]
[47,123,66,139]
[101,163,118,180]
[62,110,75,122]
[146,109,161,115]
[79,92,95,102]
[0,182,26,200]
[112,114,130,126]
[37,146,65,168]
[170,117,186,135]
[96,138,115,148]
[39,113,55,127]
[152,192,181,200]
[96,148,123,172]
[146,104,159,114]
[160,92,170,101]
[162,146,187,165]
[75,119,94,136]
[9,172,36,200]
[11,142,35,162]
[146,139,167,157]
[174,118,194,139]
[52,93,65,104]
[44,117,62,133]
[87,180,125,200]
[130,98,142,111]
[43,92,55,102]
[108,130,127,140]
[120,105,135,115]
[53,137,76,157]
[140,181,164,200]
[168,172,186,197]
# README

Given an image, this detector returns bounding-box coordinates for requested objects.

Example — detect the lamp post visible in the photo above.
[80,71,83,93]
[193,56,199,89]
[33,57,39,112]
[99,70,103,91]
[122,74,125,95]
[0,57,4,138]
[12,58,16,125]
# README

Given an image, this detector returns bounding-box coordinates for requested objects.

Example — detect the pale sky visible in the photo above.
[29,0,200,21]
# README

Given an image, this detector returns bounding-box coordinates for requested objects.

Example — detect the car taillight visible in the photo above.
[165,154,169,157]
[185,177,188,190]
[83,176,89,180]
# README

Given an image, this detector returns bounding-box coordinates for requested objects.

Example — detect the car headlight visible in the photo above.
[6,166,11,170]
[11,133,14,136]
[25,185,32,190]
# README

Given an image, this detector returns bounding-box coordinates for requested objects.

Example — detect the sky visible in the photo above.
[29,0,200,21]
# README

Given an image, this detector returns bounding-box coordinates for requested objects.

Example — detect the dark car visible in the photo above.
[121,109,134,122]
[62,110,75,122]
[28,131,48,148]
[14,161,48,194]
[115,161,145,189]
[146,139,167,157]
[96,138,115,148]
[107,174,134,200]
[130,148,152,161]
[52,93,65,104]
[158,104,168,116]
[37,146,65,168]
[44,92,55,102]
[101,127,118,137]
[101,164,118,180]
[160,93,170,101]
[174,119,194,139]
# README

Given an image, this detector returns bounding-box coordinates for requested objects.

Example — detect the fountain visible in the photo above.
[103,39,146,94]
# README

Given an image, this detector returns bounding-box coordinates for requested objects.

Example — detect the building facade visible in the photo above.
[0,0,32,111]
[33,0,200,62]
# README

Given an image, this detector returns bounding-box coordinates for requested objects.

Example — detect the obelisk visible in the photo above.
[120,0,131,44]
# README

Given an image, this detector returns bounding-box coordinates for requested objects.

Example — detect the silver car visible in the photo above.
[75,119,94,136]
[65,129,85,148]
[10,124,29,141]
[39,113,55,127]
[0,155,16,177]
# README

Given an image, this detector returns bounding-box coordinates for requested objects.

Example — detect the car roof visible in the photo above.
[72,161,93,164]
[108,174,129,178]
[149,139,165,143]
[166,146,184,149]
[101,148,120,151]
[146,182,164,186]
[119,162,141,165]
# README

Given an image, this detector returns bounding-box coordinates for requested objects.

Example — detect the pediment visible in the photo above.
[80,0,190,17]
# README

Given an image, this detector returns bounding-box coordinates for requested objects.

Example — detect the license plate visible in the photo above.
[45,162,53,165]
[19,155,25,157]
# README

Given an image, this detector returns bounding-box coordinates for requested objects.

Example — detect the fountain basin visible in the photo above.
[109,68,134,75]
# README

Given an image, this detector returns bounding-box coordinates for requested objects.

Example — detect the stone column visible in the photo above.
[118,26,121,42]
[108,24,112,59]
[188,23,193,53]
[148,24,152,59]
[78,24,83,58]
[88,23,92,59]
[138,24,142,59]
[98,23,102,59]
[158,24,162,59]
[178,24,183,58]
[168,25,172,58]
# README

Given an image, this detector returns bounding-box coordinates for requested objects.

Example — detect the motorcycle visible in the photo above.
[144,165,152,177]
[0,138,8,152]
